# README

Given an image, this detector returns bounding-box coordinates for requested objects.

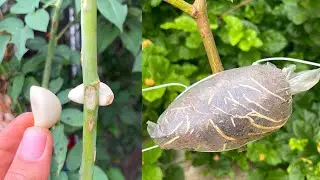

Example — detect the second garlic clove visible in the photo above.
[30,86,62,129]
[68,82,114,106]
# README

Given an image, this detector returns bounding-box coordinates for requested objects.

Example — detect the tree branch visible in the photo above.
[193,0,223,73]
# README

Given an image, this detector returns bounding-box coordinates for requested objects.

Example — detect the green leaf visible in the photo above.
[142,88,166,102]
[185,32,202,49]
[119,106,138,125]
[97,0,128,32]
[0,18,34,60]
[68,171,79,180]
[246,142,282,166]
[49,77,64,94]
[51,171,68,180]
[70,50,81,65]
[51,124,68,176]
[191,152,211,166]
[150,0,162,7]
[55,45,73,62]
[93,166,109,180]
[11,26,35,60]
[248,169,266,180]
[61,108,83,127]
[160,15,198,32]
[9,75,25,104]
[266,169,288,180]
[97,25,119,54]
[0,0,5,6]
[106,168,125,180]
[66,141,82,171]
[0,34,10,63]
[287,161,304,180]
[57,88,71,105]
[284,4,308,25]
[26,36,47,51]
[142,164,163,180]
[260,29,287,54]
[25,9,50,32]
[120,23,141,56]
[289,138,308,151]
[0,17,24,32]
[238,29,263,51]
[23,76,40,101]
[238,49,261,66]
[223,15,244,46]
[142,140,163,164]
[164,165,184,180]
[22,55,45,74]
[10,0,40,14]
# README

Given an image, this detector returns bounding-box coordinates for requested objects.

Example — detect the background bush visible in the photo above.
[0,0,141,179]
[142,0,320,179]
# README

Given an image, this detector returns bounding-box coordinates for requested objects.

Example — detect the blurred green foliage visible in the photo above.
[142,0,320,179]
[1,0,141,179]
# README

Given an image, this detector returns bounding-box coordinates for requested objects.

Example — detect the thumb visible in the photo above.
[5,127,53,180]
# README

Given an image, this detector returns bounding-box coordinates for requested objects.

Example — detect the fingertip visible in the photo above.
[17,127,53,162]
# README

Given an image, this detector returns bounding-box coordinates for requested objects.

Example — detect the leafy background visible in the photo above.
[142,0,320,179]
[0,0,141,179]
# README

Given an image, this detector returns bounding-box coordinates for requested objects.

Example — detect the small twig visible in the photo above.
[42,0,63,88]
[56,20,78,41]
[164,0,195,17]
[220,0,252,18]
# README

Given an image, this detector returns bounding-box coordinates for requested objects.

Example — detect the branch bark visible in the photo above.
[193,0,223,73]
[80,0,99,179]
[163,0,224,73]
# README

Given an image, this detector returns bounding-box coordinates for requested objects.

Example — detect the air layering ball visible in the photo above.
[147,63,320,152]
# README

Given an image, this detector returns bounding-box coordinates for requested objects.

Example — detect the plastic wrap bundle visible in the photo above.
[147,62,320,152]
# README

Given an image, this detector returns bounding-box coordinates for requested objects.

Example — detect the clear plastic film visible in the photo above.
[283,65,320,95]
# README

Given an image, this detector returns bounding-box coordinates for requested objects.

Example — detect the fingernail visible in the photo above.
[18,127,47,161]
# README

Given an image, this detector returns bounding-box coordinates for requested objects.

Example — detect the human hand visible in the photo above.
[0,112,53,179]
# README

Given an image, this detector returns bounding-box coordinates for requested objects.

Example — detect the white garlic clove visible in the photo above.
[68,82,114,106]
[67,84,85,104]
[30,86,62,129]
[99,82,114,106]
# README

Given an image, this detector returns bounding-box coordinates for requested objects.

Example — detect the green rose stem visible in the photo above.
[164,0,224,73]
[42,0,63,88]
[80,0,100,179]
